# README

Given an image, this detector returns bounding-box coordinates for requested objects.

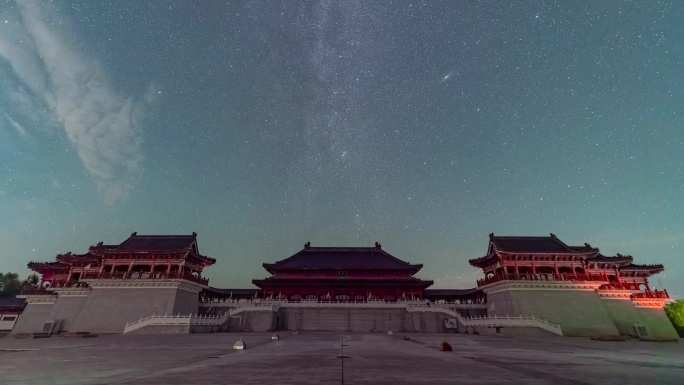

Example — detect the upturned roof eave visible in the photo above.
[252,277,434,287]
[618,264,665,274]
[264,264,422,271]
[495,250,597,255]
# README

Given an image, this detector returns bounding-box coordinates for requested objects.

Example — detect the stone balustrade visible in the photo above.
[477,273,610,287]
[632,290,669,299]
[199,298,486,306]
[27,273,209,293]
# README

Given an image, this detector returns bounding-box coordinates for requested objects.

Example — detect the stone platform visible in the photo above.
[0,332,681,384]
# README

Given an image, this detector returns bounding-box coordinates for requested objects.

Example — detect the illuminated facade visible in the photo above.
[471,234,675,338]
[9,233,679,339]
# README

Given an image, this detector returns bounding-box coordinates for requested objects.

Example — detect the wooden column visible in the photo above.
[514,261,519,278]
[126,260,134,279]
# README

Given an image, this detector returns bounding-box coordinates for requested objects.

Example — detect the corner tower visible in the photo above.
[14,233,215,335]
[470,233,676,339]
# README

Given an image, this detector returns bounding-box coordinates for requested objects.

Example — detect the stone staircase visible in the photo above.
[123,301,562,336]
[406,303,563,336]
[123,303,276,334]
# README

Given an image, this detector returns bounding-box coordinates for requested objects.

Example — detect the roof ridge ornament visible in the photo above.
[375,242,381,250]
[131,232,137,237]
[304,241,311,249]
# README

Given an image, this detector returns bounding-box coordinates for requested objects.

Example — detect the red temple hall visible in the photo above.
[12,232,678,340]
[27,232,215,288]
[253,242,433,301]
[469,233,667,298]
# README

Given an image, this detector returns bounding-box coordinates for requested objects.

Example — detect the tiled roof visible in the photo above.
[114,233,197,251]
[56,252,100,263]
[263,244,422,272]
[0,298,26,312]
[205,287,260,297]
[587,254,633,264]
[469,233,600,267]
[423,288,480,297]
[619,264,664,273]
[568,244,600,252]
[253,277,433,287]
[27,261,69,272]
[489,234,577,253]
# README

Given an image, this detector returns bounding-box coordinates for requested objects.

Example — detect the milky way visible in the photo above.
[1,1,682,296]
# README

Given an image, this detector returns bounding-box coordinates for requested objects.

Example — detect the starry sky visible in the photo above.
[1,1,683,297]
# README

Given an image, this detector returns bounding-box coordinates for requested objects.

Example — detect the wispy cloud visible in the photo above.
[2,111,28,138]
[0,0,151,205]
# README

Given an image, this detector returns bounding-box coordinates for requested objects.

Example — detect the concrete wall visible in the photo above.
[240,310,275,332]
[47,296,89,333]
[499,327,559,338]
[220,316,242,332]
[279,308,403,332]
[600,298,641,336]
[633,306,680,340]
[274,308,452,333]
[173,289,199,315]
[486,291,515,318]
[69,287,178,333]
[126,324,191,335]
[487,289,620,337]
[407,311,449,333]
[10,303,53,334]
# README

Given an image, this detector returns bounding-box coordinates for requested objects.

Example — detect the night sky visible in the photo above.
[1,1,683,297]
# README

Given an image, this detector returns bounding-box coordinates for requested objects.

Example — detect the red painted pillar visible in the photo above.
[514,262,519,279]
[126,261,134,279]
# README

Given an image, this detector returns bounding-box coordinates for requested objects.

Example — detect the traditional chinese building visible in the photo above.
[27,232,213,288]
[9,233,678,339]
[252,242,433,301]
[13,233,214,334]
[470,233,676,339]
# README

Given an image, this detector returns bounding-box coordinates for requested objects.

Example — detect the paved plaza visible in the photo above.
[0,332,682,385]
